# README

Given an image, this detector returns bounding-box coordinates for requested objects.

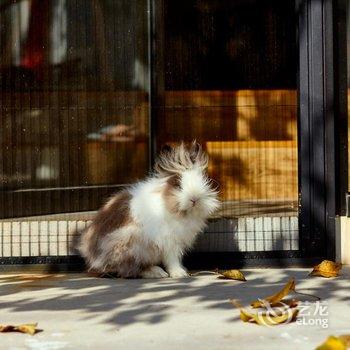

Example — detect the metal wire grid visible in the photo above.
[0,0,299,262]
[0,216,298,258]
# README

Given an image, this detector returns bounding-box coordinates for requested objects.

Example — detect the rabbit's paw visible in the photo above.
[141,266,169,279]
[168,267,189,278]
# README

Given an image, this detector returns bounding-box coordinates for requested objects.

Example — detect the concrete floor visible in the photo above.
[0,267,349,350]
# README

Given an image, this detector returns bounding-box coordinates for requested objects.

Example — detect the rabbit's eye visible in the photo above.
[168,175,181,189]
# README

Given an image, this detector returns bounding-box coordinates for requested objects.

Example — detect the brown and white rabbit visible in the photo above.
[79,142,220,278]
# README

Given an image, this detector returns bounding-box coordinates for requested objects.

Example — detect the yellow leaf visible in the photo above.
[239,308,253,322]
[229,299,298,326]
[219,269,246,281]
[258,298,299,309]
[0,323,39,335]
[339,335,350,347]
[0,325,13,332]
[316,336,347,350]
[250,278,295,308]
[16,324,38,336]
[310,260,342,278]
[230,300,251,321]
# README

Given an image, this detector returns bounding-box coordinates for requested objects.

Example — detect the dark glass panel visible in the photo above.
[0,0,149,201]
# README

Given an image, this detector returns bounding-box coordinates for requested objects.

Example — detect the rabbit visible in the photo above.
[78,141,220,278]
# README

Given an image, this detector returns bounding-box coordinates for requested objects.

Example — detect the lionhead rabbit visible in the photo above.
[79,141,220,278]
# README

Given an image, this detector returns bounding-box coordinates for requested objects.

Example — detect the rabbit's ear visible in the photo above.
[189,141,208,168]
[167,174,182,189]
[189,141,201,163]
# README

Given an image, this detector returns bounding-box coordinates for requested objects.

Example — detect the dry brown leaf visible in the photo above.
[310,260,342,278]
[250,278,295,308]
[0,323,39,335]
[315,336,348,350]
[257,298,299,309]
[230,299,298,326]
[218,269,246,281]
[339,335,350,347]
[16,324,38,336]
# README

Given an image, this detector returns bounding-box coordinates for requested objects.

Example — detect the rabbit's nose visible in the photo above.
[190,198,197,206]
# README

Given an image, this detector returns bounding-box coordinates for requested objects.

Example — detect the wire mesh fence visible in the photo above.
[0,215,298,259]
[0,0,299,262]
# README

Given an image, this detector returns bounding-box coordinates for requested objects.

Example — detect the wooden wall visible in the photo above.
[1,89,298,201]
[158,89,298,201]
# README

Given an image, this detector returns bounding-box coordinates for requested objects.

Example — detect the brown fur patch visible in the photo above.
[84,190,132,259]
[103,236,140,277]
[167,174,181,189]
[102,234,160,277]
[163,179,182,215]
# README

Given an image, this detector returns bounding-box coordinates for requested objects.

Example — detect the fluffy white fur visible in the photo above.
[79,142,220,278]
[130,172,219,277]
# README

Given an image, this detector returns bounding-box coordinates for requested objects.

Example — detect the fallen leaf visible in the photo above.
[310,260,342,278]
[259,298,299,309]
[218,269,246,281]
[230,300,252,322]
[0,323,39,335]
[239,308,253,322]
[230,299,298,326]
[16,324,38,336]
[250,278,295,308]
[315,336,348,350]
[339,335,350,347]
